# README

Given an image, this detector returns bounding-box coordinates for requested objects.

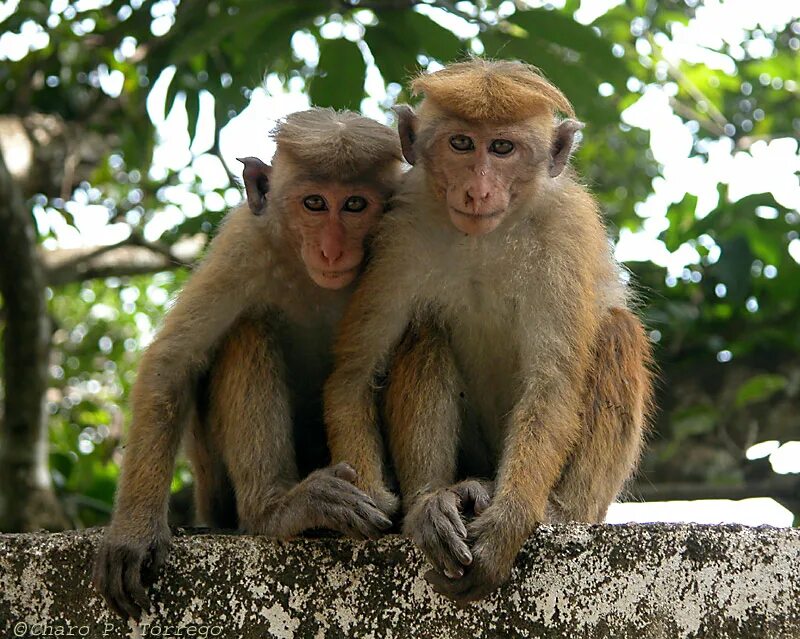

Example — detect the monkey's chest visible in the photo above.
[446,296,521,448]
[274,318,337,470]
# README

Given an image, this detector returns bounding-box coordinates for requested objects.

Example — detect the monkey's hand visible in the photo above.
[424,505,517,605]
[288,463,394,540]
[404,480,492,580]
[92,519,171,620]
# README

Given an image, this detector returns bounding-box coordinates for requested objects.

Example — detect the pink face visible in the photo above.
[394,106,582,238]
[287,183,384,289]
[427,124,539,236]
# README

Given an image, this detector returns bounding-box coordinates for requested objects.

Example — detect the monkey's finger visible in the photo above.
[122,554,151,617]
[142,541,169,587]
[323,478,389,522]
[452,481,492,517]
[91,548,109,597]
[433,566,496,605]
[330,462,358,484]
[355,502,394,532]
[319,500,383,540]
[449,537,473,567]
[431,512,472,566]
[425,568,479,601]
[472,489,491,516]
[346,506,389,539]
[441,499,468,540]
[426,529,466,578]
[320,476,380,511]
[107,550,142,620]
[429,502,470,562]
[420,522,469,577]
[93,551,126,618]
[422,540,464,579]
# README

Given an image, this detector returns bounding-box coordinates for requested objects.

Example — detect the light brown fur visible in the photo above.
[93,108,402,619]
[411,59,575,122]
[324,60,653,602]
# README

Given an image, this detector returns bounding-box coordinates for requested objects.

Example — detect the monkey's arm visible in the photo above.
[428,286,596,603]
[324,255,419,516]
[93,223,259,619]
[385,320,493,576]
[202,318,391,539]
[550,307,653,522]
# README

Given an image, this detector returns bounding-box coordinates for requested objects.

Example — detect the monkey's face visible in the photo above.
[287,182,385,290]
[425,121,546,236]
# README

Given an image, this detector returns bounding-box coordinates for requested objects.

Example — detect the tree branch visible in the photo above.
[42,236,204,286]
[0,146,67,531]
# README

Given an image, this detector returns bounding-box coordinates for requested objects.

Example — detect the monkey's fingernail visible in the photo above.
[457,548,473,565]
[445,568,464,579]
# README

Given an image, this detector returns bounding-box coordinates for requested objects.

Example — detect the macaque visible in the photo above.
[324,60,653,603]
[93,108,403,618]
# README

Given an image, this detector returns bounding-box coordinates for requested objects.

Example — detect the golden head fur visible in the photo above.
[271,108,402,184]
[411,59,575,123]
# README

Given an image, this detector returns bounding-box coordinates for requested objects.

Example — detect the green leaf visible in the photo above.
[405,11,463,62]
[168,3,291,64]
[662,193,699,252]
[185,90,200,148]
[507,9,630,89]
[735,374,787,408]
[670,404,718,439]
[365,10,463,88]
[364,23,418,87]
[309,39,366,110]
[712,236,754,303]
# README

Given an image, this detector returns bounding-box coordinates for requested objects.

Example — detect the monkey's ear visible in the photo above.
[548,119,585,178]
[392,105,418,165]
[237,156,272,215]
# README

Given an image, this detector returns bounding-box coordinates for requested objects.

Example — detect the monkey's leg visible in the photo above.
[550,307,654,522]
[385,322,492,578]
[185,407,237,529]
[209,318,391,539]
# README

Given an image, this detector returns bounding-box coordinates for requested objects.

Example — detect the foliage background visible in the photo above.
[0,0,798,531]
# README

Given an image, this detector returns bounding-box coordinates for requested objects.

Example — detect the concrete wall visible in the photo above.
[1,524,798,638]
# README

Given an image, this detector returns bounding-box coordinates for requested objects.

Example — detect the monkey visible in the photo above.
[93,108,404,619]
[323,60,653,603]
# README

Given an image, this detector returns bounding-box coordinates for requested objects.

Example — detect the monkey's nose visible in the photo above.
[465,186,491,213]
[321,246,343,265]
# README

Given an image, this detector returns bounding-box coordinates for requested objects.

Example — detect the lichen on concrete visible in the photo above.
[0,524,798,638]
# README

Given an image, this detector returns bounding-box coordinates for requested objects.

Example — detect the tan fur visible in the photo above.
[94,108,401,619]
[324,60,653,602]
[384,320,463,503]
[411,59,575,123]
[272,108,402,183]
[550,307,654,522]
[188,317,296,532]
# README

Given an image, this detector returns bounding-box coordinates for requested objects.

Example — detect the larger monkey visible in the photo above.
[94,109,403,618]
[324,60,653,602]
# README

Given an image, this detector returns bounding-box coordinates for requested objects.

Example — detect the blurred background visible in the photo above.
[0,0,798,533]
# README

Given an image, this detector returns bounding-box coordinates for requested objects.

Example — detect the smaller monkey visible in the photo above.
[93,108,403,619]
[324,60,653,603]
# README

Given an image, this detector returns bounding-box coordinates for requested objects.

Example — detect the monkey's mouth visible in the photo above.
[319,266,358,279]
[451,207,504,220]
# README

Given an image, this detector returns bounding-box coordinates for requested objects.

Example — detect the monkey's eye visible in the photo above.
[343,196,368,213]
[303,195,327,212]
[490,139,514,155]
[449,135,475,152]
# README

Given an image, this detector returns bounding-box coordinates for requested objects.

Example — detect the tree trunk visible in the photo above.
[0,150,67,532]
